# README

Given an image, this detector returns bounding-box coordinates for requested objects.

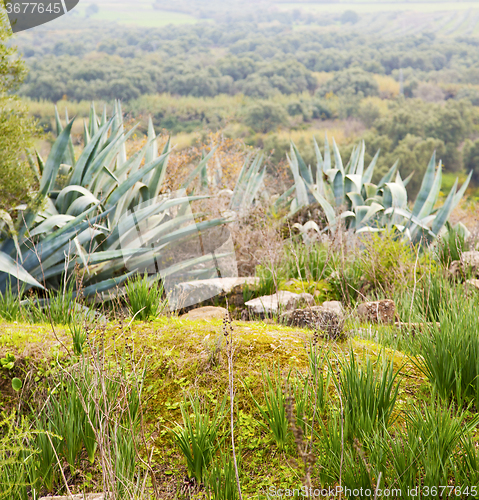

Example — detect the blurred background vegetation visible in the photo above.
[7,0,479,209]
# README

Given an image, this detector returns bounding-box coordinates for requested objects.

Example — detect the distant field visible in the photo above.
[277,2,478,13]
[276,1,479,37]
[73,0,197,26]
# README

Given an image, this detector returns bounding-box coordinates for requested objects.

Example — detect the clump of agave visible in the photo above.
[285,137,471,243]
[0,102,261,295]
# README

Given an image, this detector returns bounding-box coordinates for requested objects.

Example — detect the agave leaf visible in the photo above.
[377,160,399,188]
[82,124,139,188]
[383,207,435,238]
[181,148,217,190]
[148,139,171,200]
[363,149,380,184]
[6,119,76,253]
[273,186,295,212]
[145,116,159,165]
[105,152,170,211]
[332,170,344,207]
[417,162,442,220]
[323,135,331,171]
[69,119,114,189]
[412,152,436,217]
[288,150,309,209]
[383,183,408,209]
[346,192,365,209]
[355,141,365,177]
[430,178,458,237]
[56,185,98,213]
[243,168,266,211]
[354,205,370,228]
[346,143,359,175]
[39,119,75,197]
[89,103,99,138]
[0,251,44,289]
[313,137,324,177]
[345,174,362,194]
[230,154,264,211]
[66,193,101,217]
[109,196,209,251]
[82,271,136,298]
[0,211,21,261]
[29,215,76,237]
[452,170,472,208]
[362,202,384,224]
[83,120,90,147]
[402,170,415,188]
[291,142,313,185]
[331,137,343,174]
[363,183,378,200]
[19,206,112,273]
[305,181,337,229]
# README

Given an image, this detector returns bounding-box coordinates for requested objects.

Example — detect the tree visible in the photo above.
[340,10,359,24]
[317,68,379,99]
[464,139,479,183]
[244,102,287,133]
[86,3,99,17]
[0,7,36,212]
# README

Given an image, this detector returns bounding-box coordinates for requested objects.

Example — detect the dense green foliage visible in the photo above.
[16,23,479,101]
[0,9,37,212]
[16,20,479,180]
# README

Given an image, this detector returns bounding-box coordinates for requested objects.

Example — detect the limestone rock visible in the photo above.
[181,306,229,321]
[280,304,345,340]
[448,260,462,278]
[312,300,344,317]
[466,279,479,291]
[356,299,396,324]
[170,277,259,311]
[461,251,479,269]
[245,291,314,317]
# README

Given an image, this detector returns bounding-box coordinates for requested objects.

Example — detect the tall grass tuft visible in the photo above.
[436,222,469,268]
[246,366,291,451]
[0,412,37,500]
[170,394,226,484]
[407,403,479,487]
[416,291,479,407]
[333,350,402,439]
[0,281,23,322]
[206,453,238,500]
[125,273,166,321]
[414,274,454,323]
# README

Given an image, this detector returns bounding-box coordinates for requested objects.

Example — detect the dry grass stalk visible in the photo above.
[223,301,243,500]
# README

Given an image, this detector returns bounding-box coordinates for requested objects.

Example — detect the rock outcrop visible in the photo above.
[180,306,228,321]
[280,301,345,339]
[170,277,259,311]
[356,299,396,324]
[244,291,314,317]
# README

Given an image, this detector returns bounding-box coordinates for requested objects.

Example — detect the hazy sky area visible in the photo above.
[27,0,479,33]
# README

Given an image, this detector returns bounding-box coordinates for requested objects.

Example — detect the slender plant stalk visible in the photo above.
[45,429,73,497]
[409,239,421,325]
[223,302,243,500]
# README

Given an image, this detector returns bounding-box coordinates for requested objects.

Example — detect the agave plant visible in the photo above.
[285,137,471,243]
[0,102,230,297]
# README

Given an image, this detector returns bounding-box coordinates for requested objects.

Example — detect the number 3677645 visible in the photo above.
[5,2,62,14]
